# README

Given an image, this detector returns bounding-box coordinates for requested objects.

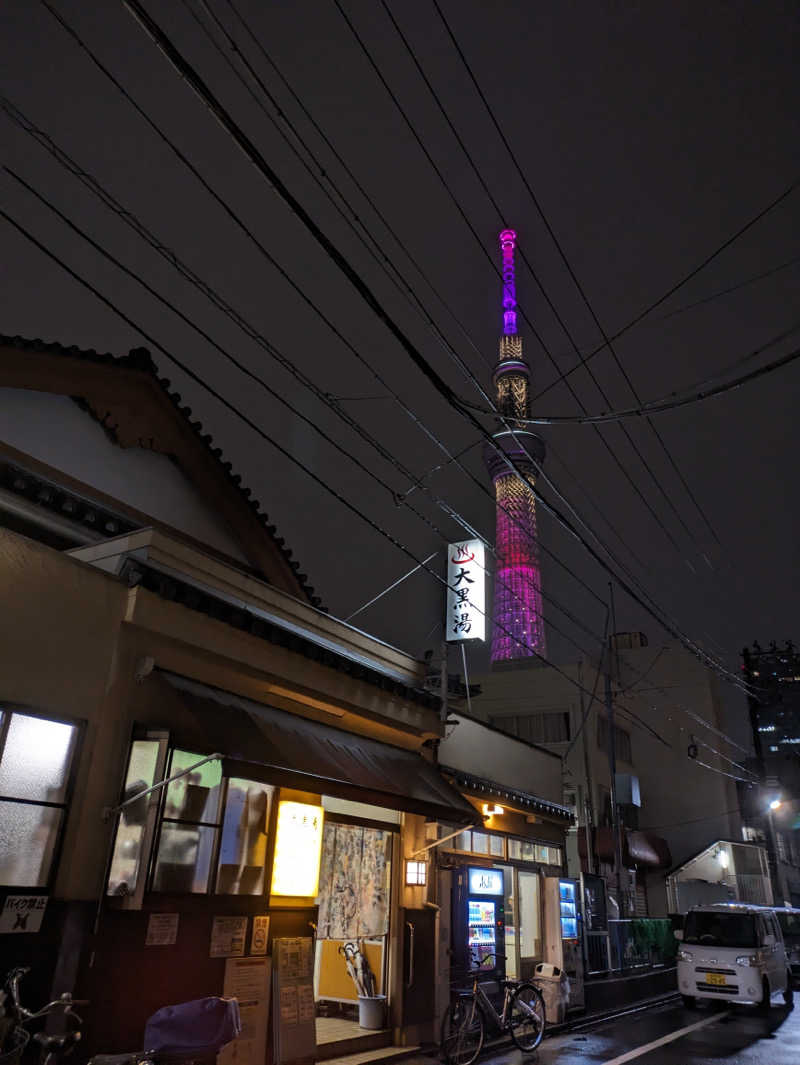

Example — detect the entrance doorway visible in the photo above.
[313,798,398,1056]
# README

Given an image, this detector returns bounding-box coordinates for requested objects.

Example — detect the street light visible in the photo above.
[769,799,782,811]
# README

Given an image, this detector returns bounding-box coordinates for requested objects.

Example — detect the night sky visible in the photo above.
[2,1,798,739]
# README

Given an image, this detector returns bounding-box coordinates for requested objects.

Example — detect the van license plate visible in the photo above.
[707,973,727,986]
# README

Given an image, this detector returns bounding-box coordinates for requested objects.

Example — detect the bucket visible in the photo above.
[357,995,387,1030]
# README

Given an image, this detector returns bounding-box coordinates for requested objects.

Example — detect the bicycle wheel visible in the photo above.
[509,982,546,1052]
[440,998,485,1065]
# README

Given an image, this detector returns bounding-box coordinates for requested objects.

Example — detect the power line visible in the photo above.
[528,175,800,404]
[202,0,655,590]
[6,200,760,776]
[121,0,753,694]
[386,0,720,561]
[0,203,659,744]
[510,323,800,425]
[6,159,610,677]
[0,90,615,653]
[336,0,707,573]
[655,254,800,322]
[429,0,725,550]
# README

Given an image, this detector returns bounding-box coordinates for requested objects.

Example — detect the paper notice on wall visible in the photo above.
[210,916,247,958]
[297,984,315,1023]
[280,985,298,1025]
[145,913,179,946]
[217,957,271,1065]
[250,915,270,955]
[0,895,48,934]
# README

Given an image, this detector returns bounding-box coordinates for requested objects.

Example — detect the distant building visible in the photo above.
[739,641,800,906]
[471,634,743,917]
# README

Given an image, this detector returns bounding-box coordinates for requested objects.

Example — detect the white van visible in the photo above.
[676,903,794,1010]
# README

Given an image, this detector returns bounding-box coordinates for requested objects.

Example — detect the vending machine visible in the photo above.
[543,876,584,1007]
[452,866,506,978]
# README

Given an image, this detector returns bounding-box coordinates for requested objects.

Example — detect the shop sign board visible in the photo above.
[468,868,503,895]
[270,802,324,897]
[210,915,248,957]
[145,913,179,946]
[446,539,486,643]
[0,895,48,933]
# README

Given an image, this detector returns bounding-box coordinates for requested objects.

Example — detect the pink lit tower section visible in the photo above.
[484,229,547,664]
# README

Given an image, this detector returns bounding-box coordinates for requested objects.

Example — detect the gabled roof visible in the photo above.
[0,334,321,608]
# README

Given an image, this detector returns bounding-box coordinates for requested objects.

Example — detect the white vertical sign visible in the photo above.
[446,539,486,643]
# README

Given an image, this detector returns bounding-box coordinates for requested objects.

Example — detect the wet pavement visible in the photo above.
[422,994,800,1065]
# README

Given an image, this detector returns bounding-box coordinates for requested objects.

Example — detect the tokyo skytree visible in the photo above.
[484,229,547,664]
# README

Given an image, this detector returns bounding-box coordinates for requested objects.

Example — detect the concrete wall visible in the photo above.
[438,712,563,804]
[1,388,248,563]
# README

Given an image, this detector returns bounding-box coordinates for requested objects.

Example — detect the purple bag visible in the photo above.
[143,997,241,1056]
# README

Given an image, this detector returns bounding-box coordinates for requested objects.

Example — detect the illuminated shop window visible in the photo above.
[0,710,79,887]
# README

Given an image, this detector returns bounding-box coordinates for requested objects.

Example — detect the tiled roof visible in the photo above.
[0,334,322,609]
[440,765,573,821]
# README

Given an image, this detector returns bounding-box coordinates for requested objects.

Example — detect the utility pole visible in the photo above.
[578,663,596,875]
[605,586,626,920]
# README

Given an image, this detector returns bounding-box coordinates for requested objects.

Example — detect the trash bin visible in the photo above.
[358,994,387,1030]
[534,963,570,1025]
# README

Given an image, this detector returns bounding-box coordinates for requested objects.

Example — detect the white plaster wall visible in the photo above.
[439,712,563,803]
[1,389,249,563]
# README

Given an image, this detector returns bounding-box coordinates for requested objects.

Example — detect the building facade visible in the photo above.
[0,336,482,1057]
[471,634,742,917]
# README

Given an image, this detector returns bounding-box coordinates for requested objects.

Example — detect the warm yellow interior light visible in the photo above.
[482,803,504,817]
[270,801,325,897]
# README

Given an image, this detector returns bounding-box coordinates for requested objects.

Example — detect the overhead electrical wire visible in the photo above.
[506,323,800,425]
[333,0,705,573]
[4,190,758,775]
[120,0,756,697]
[2,159,735,765]
[428,0,725,551]
[197,0,651,579]
[654,253,800,322]
[22,5,756,755]
[381,0,716,566]
[0,91,614,651]
[1,203,679,754]
[3,159,605,669]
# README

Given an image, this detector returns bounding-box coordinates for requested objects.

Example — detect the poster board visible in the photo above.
[273,938,316,1065]
[217,956,271,1065]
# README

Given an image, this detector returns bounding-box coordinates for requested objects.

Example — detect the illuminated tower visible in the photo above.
[484,229,547,664]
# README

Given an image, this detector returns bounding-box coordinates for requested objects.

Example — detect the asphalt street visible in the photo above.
[431,996,800,1065]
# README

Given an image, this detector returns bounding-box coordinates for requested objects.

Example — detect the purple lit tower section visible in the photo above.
[484,229,547,664]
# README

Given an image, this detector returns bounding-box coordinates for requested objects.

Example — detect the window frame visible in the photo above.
[0,703,84,891]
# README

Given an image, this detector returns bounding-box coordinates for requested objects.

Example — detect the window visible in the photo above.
[490,712,570,744]
[0,709,79,887]
[448,828,505,859]
[107,742,273,899]
[597,717,632,764]
[776,833,788,864]
[507,838,561,867]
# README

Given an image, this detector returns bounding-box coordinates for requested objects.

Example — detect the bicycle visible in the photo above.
[1,967,86,1065]
[440,954,545,1065]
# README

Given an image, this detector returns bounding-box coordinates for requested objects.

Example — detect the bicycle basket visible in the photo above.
[143,997,241,1056]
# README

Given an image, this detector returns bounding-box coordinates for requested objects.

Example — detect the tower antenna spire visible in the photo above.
[499,227,518,336]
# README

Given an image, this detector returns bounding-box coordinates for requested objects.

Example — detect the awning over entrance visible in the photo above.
[160,672,478,825]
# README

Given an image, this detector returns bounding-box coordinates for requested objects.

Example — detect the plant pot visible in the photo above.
[357,995,386,1030]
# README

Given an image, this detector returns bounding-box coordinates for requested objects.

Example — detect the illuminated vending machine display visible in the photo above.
[466,867,505,975]
[543,876,584,1008]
